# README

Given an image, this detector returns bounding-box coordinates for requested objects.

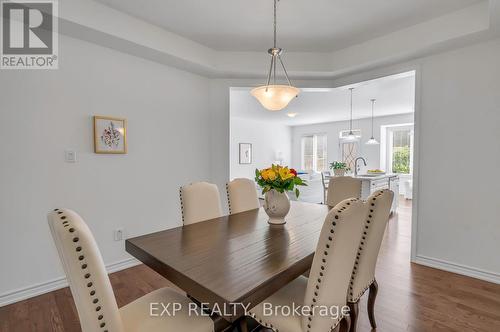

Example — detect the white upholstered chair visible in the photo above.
[326,176,362,208]
[180,182,223,225]
[47,209,214,332]
[248,198,368,332]
[226,178,260,214]
[347,189,394,332]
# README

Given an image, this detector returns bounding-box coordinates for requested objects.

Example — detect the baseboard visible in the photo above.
[414,255,500,284]
[0,257,141,307]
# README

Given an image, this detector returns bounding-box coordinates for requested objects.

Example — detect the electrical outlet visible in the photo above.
[65,150,77,163]
[114,228,124,241]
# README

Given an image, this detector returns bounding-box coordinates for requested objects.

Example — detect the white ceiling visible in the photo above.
[95,0,481,52]
[230,71,415,126]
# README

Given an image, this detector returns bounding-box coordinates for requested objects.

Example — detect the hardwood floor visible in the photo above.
[1,197,500,331]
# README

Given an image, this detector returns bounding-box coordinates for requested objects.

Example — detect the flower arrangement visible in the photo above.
[255,165,307,198]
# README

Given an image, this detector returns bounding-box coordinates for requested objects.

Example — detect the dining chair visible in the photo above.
[47,209,214,332]
[326,176,362,208]
[248,198,368,332]
[347,189,394,332]
[180,182,223,225]
[226,178,260,214]
[320,171,331,204]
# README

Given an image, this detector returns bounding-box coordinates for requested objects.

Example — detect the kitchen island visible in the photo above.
[354,174,399,213]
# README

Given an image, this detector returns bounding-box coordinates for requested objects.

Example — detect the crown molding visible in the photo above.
[59,0,499,79]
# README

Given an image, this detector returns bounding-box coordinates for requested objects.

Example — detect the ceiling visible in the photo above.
[95,0,481,52]
[230,71,415,126]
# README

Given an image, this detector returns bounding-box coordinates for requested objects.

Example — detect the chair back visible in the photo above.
[303,199,368,331]
[326,176,362,208]
[47,209,124,332]
[180,182,223,225]
[226,178,260,214]
[321,171,331,188]
[348,189,394,302]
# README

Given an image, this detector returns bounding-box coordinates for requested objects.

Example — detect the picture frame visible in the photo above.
[93,116,127,154]
[239,143,252,164]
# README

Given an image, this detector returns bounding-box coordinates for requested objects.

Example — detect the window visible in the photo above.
[301,134,327,172]
[391,129,411,174]
[384,125,414,174]
[338,129,361,170]
[340,141,359,171]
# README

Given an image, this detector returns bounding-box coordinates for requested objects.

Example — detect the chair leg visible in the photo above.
[347,301,359,332]
[238,318,248,332]
[368,279,379,329]
[342,313,351,332]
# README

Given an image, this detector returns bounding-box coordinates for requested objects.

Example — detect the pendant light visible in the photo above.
[345,88,357,141]
[366,99,380,145]
[251,0,300,111]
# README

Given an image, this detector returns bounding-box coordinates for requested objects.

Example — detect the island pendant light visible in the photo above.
[366,99,380,145]
[251,0,300,111]
[345,88,357,141]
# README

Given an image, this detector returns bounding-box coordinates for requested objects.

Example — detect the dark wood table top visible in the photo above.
[125,201,329,323]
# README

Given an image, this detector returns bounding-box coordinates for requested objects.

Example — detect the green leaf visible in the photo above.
[295,188,300,198]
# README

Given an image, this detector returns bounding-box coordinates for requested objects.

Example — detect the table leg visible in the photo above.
[187,295,235,332]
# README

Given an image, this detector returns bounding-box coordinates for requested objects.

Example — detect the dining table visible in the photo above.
[126,200,330,331]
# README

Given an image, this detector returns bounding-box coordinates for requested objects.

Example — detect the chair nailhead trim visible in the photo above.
[179,188,185,223]
[226,183,232,214]
[306,198,358,332]
[348,190,387,302]
[56,210,107,330]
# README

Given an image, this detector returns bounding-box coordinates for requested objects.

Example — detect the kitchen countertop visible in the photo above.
[352,173,399,180]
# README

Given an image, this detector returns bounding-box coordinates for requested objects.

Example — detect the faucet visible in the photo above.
[354,157,367,177]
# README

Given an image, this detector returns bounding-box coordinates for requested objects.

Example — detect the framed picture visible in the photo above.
[239,143,252,164]
[93,116,127,154]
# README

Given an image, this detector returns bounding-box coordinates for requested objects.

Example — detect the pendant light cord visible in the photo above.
[349,88,354,132]
[273,0,277,48]
[265,0,293,89]
[371,99,376,137]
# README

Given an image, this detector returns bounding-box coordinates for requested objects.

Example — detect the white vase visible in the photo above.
[264,189,290,225]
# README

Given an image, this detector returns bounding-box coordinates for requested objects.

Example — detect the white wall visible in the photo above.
[291,113,414,172]
[230,117,291,180]
[412,39,500,281]
[0,35,211,303]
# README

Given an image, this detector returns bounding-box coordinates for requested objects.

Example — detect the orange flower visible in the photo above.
[279,167,294,180]
[261,168,277,181]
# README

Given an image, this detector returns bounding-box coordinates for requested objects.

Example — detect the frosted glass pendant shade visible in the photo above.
[366,137,380,145]
[345,131,357,142]
[251,85,300,111]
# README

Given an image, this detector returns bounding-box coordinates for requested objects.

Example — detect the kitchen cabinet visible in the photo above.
[357,174,399,213]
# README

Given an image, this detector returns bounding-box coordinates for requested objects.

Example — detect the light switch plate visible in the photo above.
[114,228,124,241]
[65,150,77,163]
